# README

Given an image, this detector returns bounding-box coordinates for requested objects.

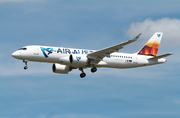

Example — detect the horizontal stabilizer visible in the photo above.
[148,53,173,60]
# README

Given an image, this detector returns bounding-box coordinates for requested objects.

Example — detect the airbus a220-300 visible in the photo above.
[12,32,172,78]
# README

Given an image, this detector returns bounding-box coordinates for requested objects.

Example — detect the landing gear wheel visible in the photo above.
[91,67,97,73]
[80,73,86,78]
[79,67,86,78]
[24,66,28,70]
[23,60,28,70]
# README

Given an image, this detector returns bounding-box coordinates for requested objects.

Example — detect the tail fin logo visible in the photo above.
[157,34,161,37]
[40,47,53,58]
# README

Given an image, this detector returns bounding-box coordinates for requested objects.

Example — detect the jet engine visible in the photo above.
[69,54,88,65]
[52,63,72,74]
[58,54,89,66]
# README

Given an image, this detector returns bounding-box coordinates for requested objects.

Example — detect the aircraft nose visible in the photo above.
[12,51,20,58]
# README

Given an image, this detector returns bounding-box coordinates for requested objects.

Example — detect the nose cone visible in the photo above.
[12,51,20,59]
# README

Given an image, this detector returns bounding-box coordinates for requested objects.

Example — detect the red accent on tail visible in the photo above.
[138,42,158,56]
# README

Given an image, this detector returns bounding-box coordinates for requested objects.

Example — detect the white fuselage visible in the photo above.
[12,45,166,69]
[11,32,172,78]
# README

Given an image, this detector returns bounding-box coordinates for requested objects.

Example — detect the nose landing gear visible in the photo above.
[23,60,28,70]
[24,66,28,70]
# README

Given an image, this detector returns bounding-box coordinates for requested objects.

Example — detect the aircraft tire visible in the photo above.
[80,72,86,78]
[91,67,97,73]
[24,66,28,70]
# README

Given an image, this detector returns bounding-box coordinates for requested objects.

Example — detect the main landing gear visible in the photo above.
[91,66,97,73]
[23,60,28,70]
[79,67,86,78]
[79,66,97,78]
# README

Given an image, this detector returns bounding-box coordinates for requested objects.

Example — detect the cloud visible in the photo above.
[126,18,180,48]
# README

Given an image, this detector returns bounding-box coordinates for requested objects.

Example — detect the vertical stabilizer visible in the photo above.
[138,32,163,56]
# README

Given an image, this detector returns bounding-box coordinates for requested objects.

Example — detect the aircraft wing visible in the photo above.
[87,33,141,64]
[148,53,173,60]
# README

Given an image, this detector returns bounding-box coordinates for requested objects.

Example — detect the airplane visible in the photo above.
[12,32,173,78]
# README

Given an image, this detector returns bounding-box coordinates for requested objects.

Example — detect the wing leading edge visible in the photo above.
[87,33,142,64]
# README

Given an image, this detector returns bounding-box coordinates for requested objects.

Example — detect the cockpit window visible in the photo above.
[18,48,27,50]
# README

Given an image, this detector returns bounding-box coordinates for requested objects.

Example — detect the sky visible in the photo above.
[0,0,180,118]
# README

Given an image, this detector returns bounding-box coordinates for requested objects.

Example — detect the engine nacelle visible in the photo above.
[52,63,72,74]
[58,56,70,64]
[58,54,89,66]
[69,54,88,66]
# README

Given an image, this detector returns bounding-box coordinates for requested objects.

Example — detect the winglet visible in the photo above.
[135,33,142,41]
[130,33,142,42]
[121,33,141,46]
